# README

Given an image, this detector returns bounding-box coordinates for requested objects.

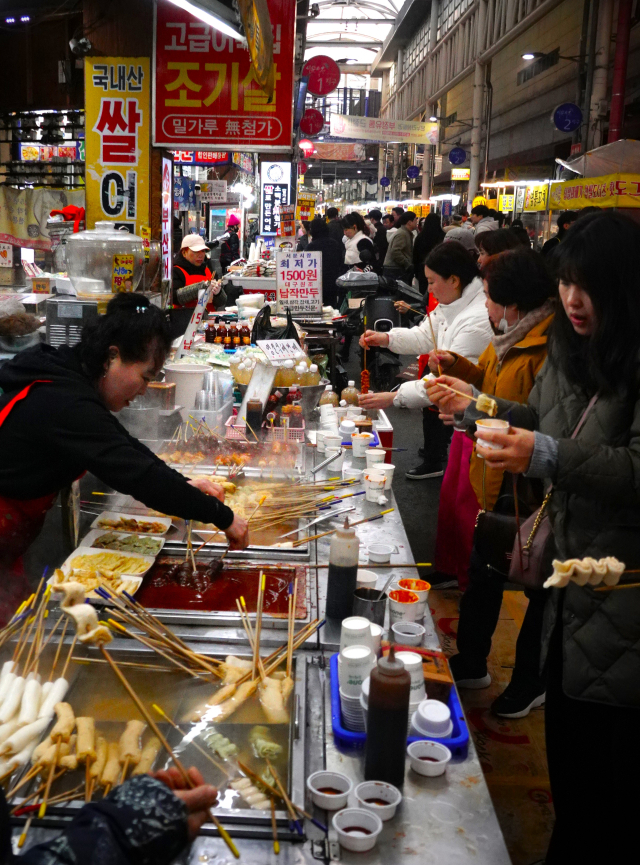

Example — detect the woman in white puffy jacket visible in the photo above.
[359,241,492,411]
[360,241,493,588]
[342,213,376,270]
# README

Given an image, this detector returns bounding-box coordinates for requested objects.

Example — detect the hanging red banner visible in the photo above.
[153,0,295,151]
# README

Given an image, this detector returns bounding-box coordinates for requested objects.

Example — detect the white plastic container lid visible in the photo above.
[283,359,294,368]
[416,699,452,736]
[348,380,355,387]
[310,364,318,372]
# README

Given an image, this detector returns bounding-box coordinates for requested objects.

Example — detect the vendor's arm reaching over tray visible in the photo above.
[0,293,248,571]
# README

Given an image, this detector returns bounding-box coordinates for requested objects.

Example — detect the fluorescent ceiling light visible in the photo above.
[166,0,244,42]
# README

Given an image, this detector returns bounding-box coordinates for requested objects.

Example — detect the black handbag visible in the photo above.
[474,510,519,576]
[250,305,300,345]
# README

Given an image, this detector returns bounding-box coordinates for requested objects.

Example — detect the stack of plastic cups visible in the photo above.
[338,645,374,732]
[396,651,427,734]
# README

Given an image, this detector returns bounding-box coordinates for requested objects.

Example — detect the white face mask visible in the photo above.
[498,306,520,333]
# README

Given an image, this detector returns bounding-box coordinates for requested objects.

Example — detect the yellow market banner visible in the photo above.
[549,173,640,210]
[85,57,150,235]
[523,183,549,212]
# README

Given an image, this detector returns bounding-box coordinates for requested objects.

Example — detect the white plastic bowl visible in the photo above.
[333,807,383,852]
[391,621,426,646]
[354,781,402,821]
[407,740,452,776]
[307,771,353,810]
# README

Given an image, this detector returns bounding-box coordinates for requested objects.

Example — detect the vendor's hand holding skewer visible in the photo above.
[188,477,226,502]
[358,391,395,410]
[152,766,219,841]
[424,375,475,413]
[224,515,250,550]
[427,350,455,373]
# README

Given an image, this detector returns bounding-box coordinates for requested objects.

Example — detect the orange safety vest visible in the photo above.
[174,264,213,309]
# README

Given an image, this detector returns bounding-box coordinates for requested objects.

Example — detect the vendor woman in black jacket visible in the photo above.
[0,293,248,622]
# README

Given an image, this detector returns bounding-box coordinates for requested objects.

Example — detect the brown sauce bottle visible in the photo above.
[364,645,410,788]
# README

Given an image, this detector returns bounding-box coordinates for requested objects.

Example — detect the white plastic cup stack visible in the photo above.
[411,698,453,739]
[396,650,427,732]
[340,617,375,653]
[338,645,374,731]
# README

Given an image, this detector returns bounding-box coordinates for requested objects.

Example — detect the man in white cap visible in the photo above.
[171,234,226,336]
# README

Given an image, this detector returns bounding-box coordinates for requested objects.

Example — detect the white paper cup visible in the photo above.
[370,623,383,655]
[476,418,510,453]
[333,808,383,853]
[413,698,453,738]
[335,407,348,421]
[356,569,379,591]
[351,432,375,457]
[323,433,342,450]
[320,403,337,420]
[354,781,402,821]
[366,448,386,467]
[376,462,395,489]
[316,430,326,453]
[391,620,426,647]
[364,472,386,502]
[396,651,427,702]
[340,616,375,653]
[307,771,353,810]
[338,645,374,696]
[388,588,420,625]
[397,578,430,619]
[325,447,344,469]
[342,465,363,482]
[367,543,398,563]
[407,740,452,777]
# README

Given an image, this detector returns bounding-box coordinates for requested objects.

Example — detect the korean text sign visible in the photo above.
[85,57,150,235]
[153,0,295,151]
[276,250,322,316]
[111,253,135,292]
[549,173,640,210]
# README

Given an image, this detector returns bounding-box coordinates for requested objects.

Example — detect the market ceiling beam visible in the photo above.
[305,40,382,47]
[307,18,395,23]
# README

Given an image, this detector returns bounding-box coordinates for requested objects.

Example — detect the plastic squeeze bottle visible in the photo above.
[326,518,359,621]
[364,645,411,788]
[341,380,360,405]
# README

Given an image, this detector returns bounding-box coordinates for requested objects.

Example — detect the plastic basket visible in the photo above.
[329,652,469,756]
[225,416,305,442]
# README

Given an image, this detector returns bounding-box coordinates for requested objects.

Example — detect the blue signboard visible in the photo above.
[380,176,391,187]
[407,165,420,179]
[442,200,453,217]
[448,147,467,165]
[552,103,582,133]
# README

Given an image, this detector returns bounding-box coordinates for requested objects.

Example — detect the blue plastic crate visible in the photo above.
[329,652,469,757]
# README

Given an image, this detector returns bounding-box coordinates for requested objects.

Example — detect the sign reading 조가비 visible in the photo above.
[112,253,135,292]
[329,114,439,145]
[84,57,150,236]
[276,249,322,316]
[153,0,295,151]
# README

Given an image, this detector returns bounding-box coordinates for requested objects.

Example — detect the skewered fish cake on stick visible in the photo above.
[0,677,26,724]
[76,717,96,763]
[132,736,161,776]
[258,677,289,725]
[59,735,78,771]
[1,718,50,757]
[38,678,69,720]
[50,703,75,743]
[100,742,121,793]
[118,720,146,781]
[17,678,43,727]
[543,556,626,589]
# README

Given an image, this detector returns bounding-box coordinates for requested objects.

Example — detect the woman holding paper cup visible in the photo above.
[358,242,493,486]
[428,212,640,864]
[426,248,555,717]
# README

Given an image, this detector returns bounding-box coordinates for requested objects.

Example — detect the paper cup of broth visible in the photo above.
[476,418,510,455]
[398,578,430,619]
[387,588,420,625]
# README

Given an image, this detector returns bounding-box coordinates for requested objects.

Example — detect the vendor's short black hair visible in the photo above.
[326,207,340,220]
[483,248,554,311]
[424,241,480,289]
[309,217,328,237]
[79,293,171,382]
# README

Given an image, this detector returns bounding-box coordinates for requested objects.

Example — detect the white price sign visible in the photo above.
[257,338,302,363]
[276,249,322,316]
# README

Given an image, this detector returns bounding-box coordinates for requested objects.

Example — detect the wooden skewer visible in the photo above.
[60,634,78,680]
[119,757,131,785]
[434,381,496,411]
[271,798,280,854]
[49,617,69,682]
[236,599,266,681]
[286,578,298,679]
[18,815,34,848]
[39,738,61,817]
[595,581,640,592]
[308,562,432,568]
[86,759,92,802]
[73,657,177,673]
[152,704,232,778]
[292,508,395,547]
[252,572,266,681]
[107,618,213,682]
[266,758,300,833]
[99,647,239,859]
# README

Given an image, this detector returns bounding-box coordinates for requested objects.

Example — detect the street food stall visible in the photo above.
[0,341,511,863]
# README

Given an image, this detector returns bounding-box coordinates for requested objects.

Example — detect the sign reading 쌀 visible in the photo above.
[153,0,295,151]
[276,249,322,316]
[85,57,150,235]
